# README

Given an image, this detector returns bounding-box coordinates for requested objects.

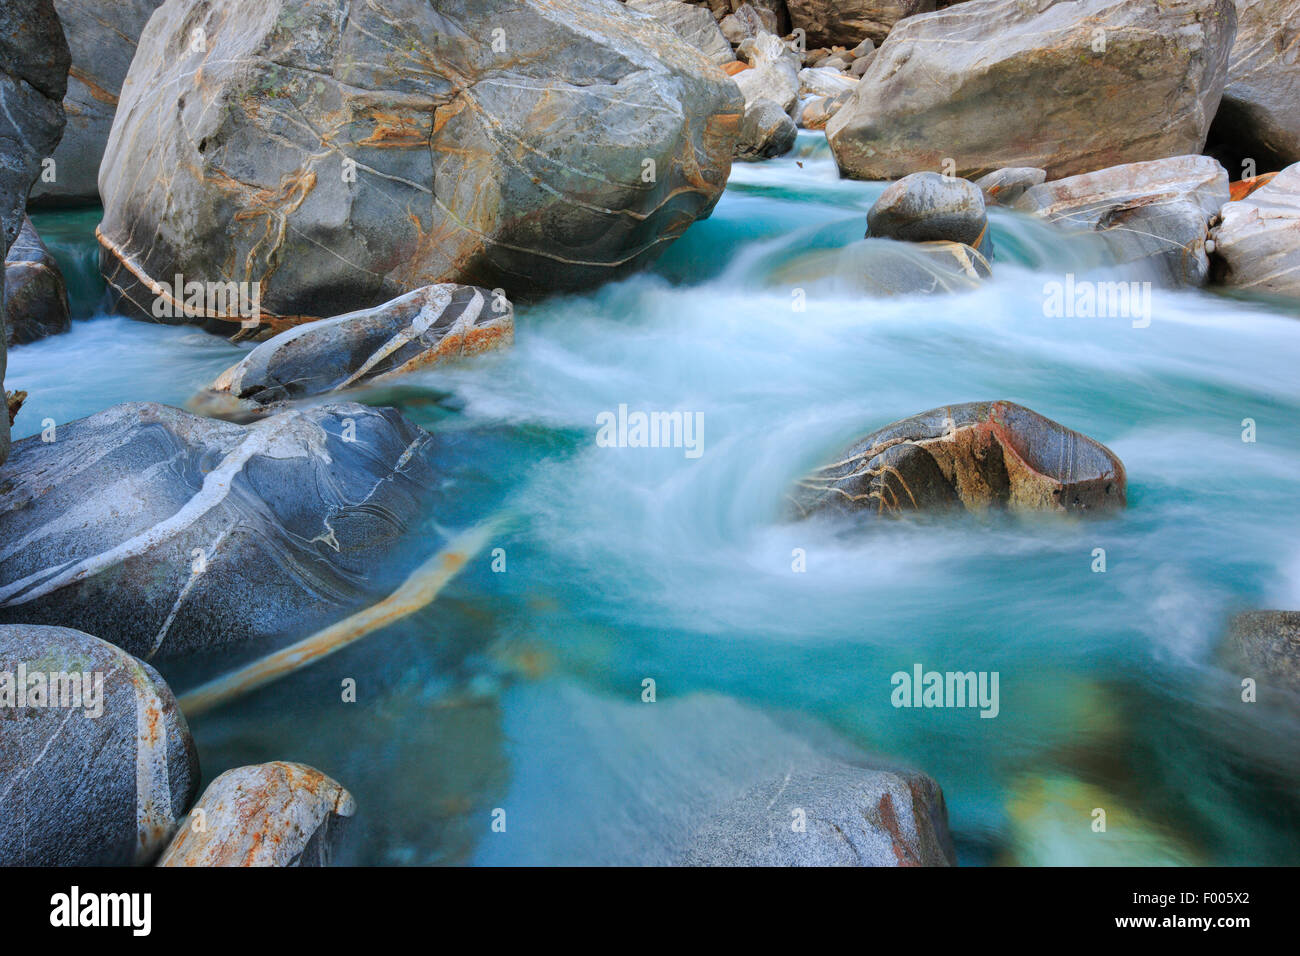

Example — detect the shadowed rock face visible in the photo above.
[29,0,165,206]
[0,401,440,659]
[828,0,1237,182]
[0,624,198,865]
[787,0,936,47]
[0,0,69,465]
[1227,611,1300,695]
[5,216,70,344]
[791,401,1126,519]
[196,284,512,419]
[1211,0,1300,170]
[157,762,354,866]
[97,0,744,329]
[1210,162,1300,299]
[1014,155,1231,286]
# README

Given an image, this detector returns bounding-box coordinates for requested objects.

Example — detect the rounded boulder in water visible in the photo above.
[791,401,1126,519]
[157,762,355,867]
[1226,611,1300,696]
[867,171,992,257]
[736,99,798,161]
[0,624,199,865]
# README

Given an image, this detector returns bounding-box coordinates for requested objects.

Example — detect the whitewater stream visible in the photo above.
[15,134,1300,865]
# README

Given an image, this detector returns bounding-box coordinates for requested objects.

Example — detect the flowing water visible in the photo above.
[16,134,1300,865]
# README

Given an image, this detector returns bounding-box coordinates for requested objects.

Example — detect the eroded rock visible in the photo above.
[1210,162,1300,299]
[5,216,70,344]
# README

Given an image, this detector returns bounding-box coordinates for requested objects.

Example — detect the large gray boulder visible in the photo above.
[29,1,165,206]
[828,0,1237,181]
[1212,0,1300,169]
[474,681,956,866]
[0,0,69,465]
[627,0,736,64]
[4,216,70,344]
[1014,155,1231,286]
[195,283,513,419]
[787,0,935,47]
[867,172,991,257]
[98,0,743,327]
[1210,162,1300,299]
[0,624,198,865]
[791,401,1126,519]
[158,762,355,866]
[0,401,440,660]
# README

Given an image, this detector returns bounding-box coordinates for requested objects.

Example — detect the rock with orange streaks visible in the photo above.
[0,624,199,865]
[29,1,165,206]
[193,284,512,420]
[0,401,440,658]
[626,0,736,64]
[828,0,1237,182]
[157,762,355,867]
[97,0,744,328]
[1210,162,1300,300]
[790,401,1126,520]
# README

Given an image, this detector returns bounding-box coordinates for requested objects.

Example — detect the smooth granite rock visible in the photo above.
[736,99,798,160]
[975,167,1047,206]
[627,0,736,64]
[4,216,70,344]
[867,172,992,256]
[1210,162,1300,299]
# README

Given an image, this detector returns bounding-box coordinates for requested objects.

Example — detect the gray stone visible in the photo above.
[790,401,1126,519]
[29,1,165,206]
[195,283,513,419]
[1212,0,1300,169]
[787,0,935,47]
[736,99,798,161]
[770,237,992,295]
[798,66,858,99]
[828,0,1237,182]
[733,31,802,112]
[4,216,69,345]
[1015,155,1231,286]
[975,166,1047,206]
[1226,610,1300,695]
[98,0,743,326]
[850,51,875,76]
[0,0,69,466]
[473,680,955,866]
[0,401,440,660]
[627,0,736,64]
[850,37,875,58]
[1210,162,1300,299]
[0,624,198,865]
[867,171,992,256]
[158,762,355,866]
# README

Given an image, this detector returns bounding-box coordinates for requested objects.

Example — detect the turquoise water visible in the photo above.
[16,133,1300,865]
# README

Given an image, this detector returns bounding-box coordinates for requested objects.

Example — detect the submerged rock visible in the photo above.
[0,401,439,659]
[787,0,935,47]
[1014,155,1231,286]
[975,167,1046,207]
[0,624,198,865]
[736,99,798,161]
[475,681,956,866]
[1210,163,1300,300]
[4,216,70,345]
[828,0,1237,181]
[771,237,991,296]
[98,0,743,325]
[157,762,355,866]
[196,284,512,418]
[0,0,69,466]
[626,0,736,64]
[791,401,1126,519]
[29,1,164,206]
[1211,0,1300,170]
[867,172,992,257]
[1226,611,1300,695]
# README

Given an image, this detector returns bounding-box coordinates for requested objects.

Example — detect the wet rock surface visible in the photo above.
[867,172,992,257]
[4,216,70,345]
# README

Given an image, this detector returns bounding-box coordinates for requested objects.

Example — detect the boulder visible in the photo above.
[735,99,798,161]
[1210,162,1300,299]
[798,66,858,99]
[29,1,165,206]
[474,681,956,866]
[0,401,440,660]
[4,216,70,345]
[733,31,801,112]
[1210,0,1300,170]
[790,401,1125,519]
[771,237,991,295]
[733,0,789,34]
[849,51,875,76]
[1014,155,1231,286]
[730,1,781,35]
[828,0,1237,182]
[157,762,355,866]
[974,167,1046,206]
[1226,610,1300,695]
[0,624,198,865]
[97,0,743,327]
[787,0,936,47]
[195,284,513,419]
[866,172,991,256]
[0,0,69,466]
[627,0,736,64]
